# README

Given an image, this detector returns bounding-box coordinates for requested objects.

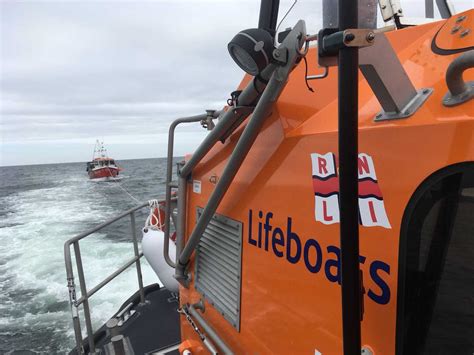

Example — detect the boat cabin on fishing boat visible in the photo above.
[65,0,473,354]
[86,140,121,180]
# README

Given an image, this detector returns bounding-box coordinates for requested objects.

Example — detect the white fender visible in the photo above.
[141,228,179,293]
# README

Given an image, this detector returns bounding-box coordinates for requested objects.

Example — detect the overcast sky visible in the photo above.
[1,0,268,166]
[0,0,470,166]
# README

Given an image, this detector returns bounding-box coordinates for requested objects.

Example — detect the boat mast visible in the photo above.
[92,139,107,160]
[338,0,362,354]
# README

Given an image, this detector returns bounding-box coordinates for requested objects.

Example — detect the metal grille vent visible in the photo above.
[195,208,242,330]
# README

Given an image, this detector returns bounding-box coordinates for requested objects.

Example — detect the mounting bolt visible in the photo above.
[345,32,355,42]
[381,4,386,9]
[398,9,403,13]
[460,29,471,38]
[423,88,430,94]
[274,50,280,58]
[376,113,382,119]
[451,25,461,34]
[404,110,410,115]
[366,32,375,42]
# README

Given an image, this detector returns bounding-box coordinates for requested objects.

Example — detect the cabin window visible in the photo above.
[397,164,474,355]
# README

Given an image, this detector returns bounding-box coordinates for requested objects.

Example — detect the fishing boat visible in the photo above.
[65,1,473,354]
[86,140,121,180]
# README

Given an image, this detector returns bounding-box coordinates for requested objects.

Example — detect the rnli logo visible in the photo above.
[310,152,391,229]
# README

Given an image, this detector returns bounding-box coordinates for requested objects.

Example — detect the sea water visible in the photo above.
[0,158,172,354]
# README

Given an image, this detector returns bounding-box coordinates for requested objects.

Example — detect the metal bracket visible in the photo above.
[174,267,191,288]
[273,47,288,65]
[319,28,375,57]
[201,110,216,131]
[343,29,376,47]
[317,31,433,121]
[375,88,433,121]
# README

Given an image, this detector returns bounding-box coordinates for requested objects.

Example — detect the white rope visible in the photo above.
[104,166,141,204]
[145,199,164,230]
[100,167,164,231]
[275,0,298,44]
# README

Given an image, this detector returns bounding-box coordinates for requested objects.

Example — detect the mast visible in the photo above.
[92,139,108,160]
[338,0,362,354]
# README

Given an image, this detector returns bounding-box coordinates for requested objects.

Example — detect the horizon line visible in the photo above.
[0,155,185,168]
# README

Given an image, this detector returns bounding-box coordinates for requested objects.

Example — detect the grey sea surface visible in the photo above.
[0,158,172,354]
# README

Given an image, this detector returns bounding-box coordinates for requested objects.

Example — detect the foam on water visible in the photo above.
[0,159,166,354]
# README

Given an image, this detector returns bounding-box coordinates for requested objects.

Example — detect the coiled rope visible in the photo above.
[145,199,164,230]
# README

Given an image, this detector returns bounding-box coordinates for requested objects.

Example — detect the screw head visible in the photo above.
[366,32,375,42]
[345,32,355,42]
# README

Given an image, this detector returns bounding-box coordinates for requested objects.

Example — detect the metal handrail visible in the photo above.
[64,201,151,354]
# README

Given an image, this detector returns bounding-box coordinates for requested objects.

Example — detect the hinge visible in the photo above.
[378,0,404,22]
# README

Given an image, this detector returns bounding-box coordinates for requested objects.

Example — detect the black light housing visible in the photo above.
[228,28,274,76]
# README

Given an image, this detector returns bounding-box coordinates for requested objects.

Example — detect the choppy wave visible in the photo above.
[0,159,168,354]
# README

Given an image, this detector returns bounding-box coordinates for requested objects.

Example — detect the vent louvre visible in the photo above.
[195,208,242,330]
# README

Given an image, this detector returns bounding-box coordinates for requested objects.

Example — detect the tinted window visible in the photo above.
[397,165,474,355]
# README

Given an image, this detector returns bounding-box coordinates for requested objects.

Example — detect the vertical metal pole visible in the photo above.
[338,0,362,354]
[176,165,187,271]
[73,242,96,354]
[425,0,434,18]
[258,0,280,34]
[67,276,84,354]
[164,123,176,267]
[164,114,210,268]
[130,212,145,304]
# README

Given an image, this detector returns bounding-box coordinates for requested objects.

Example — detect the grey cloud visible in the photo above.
[1,1,260,151]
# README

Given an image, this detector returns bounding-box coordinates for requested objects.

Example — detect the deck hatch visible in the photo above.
[195,208,242,331]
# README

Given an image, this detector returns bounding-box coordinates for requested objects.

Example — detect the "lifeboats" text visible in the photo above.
[248,209,391,305]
